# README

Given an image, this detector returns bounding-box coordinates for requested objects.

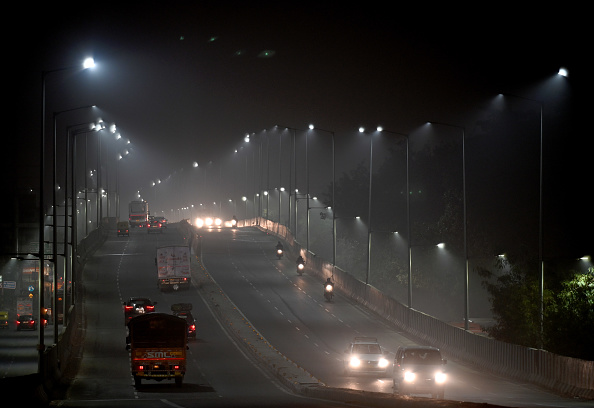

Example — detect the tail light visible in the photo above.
[145,305,155,312]
[124,305,133,312]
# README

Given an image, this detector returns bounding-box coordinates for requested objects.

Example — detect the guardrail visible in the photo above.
[247,217,594,400]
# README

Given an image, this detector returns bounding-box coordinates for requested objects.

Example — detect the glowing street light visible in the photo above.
[83,57,95,69]
[39,56,95,373]
[558,67,569,77]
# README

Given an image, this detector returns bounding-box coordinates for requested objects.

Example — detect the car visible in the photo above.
[153,216,168,228]
[147,219,163,233]
[174,311,196,338]
[16,314,37,331]
[0,311,8,329]
[117,221,130,237]
[343,337,391,376]
[171,303,195,338]
[123,297,157,324]
[393,345,447,399]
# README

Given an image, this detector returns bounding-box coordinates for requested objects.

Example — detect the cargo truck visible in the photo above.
[156,246,191,291]
[126,313,187,387]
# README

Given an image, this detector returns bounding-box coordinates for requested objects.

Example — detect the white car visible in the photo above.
[343,337,391,375]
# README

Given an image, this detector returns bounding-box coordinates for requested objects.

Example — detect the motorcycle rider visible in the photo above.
[323,277,334,300]
[276,241,284,251]
[296,255,305,266]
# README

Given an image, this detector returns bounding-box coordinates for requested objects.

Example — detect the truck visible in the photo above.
[126,313,187,387]
[156,246,191,291]
[129,200,149,228]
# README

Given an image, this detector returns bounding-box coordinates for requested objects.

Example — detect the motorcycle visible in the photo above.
[276,248,283,259]
[324,283,334,301]
[297,260,305,276]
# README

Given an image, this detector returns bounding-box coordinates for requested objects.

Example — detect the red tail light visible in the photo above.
[174,365,180,370]
[138,365,144,370]
[145,305,155,312]
[124,305,133,311]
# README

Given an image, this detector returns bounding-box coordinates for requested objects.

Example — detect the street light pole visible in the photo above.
[359,127,373,285]
[38,57,94,373]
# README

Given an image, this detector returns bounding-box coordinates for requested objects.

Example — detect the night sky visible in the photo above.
[9,2,590,259]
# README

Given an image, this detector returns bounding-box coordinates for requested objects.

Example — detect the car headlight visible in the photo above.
[435,372,447,384]
[404,371,416,382]
[349,357,361,368]
[378,358,389,368]
[215,217,222,226]
[205,217,213,226]
[195,218,204,228]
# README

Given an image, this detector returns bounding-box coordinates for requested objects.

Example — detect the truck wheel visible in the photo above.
[175,376,183,387]
[134,376,141,387]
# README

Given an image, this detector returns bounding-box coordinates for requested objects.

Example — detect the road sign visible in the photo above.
[0,281,16,289]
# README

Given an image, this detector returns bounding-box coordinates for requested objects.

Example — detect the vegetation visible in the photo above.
[479,257,594,360]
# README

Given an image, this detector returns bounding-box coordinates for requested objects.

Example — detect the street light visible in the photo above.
[39,57,95,372]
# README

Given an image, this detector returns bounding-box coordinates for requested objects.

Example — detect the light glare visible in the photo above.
[558,67,568,77]
[83,57,95,69]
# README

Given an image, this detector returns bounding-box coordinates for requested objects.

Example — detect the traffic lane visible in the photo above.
[201,228,591,407]
[201,229,400,394]
[94,227,327,404]
[205,257,397,394]
[66,234,139,401]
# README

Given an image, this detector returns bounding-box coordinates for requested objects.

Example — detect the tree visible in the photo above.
[545,270,594,360]
[479,253,546,348]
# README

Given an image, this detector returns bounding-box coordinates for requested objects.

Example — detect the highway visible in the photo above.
[47,225,589,407]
